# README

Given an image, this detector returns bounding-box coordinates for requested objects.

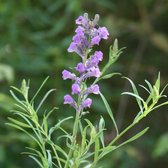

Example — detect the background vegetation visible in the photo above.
[0,0,168,167]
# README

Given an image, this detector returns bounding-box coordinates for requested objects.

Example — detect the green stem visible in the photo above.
[65,113,80,168]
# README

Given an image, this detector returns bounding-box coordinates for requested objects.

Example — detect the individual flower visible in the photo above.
[62,70,76,80]
[72,83,81,95]
[86,51,103,69]
[94,51,103,61]
[91,36,101,45]
[85,67,101,78]
[81,98,92,108]
[75,15,88,26]
[75,26,85,34]
[67,42,77,52]
[86,84,100,95]
[64,95,75,105]
[98,27,109,39]
[76,62,85,73]
[67,42,83,57]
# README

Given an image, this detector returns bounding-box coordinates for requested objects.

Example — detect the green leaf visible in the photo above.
[20,79,29,100]
[47,150,53,168]
[121,92,147,110]
[42,115,48,134]
[94,134,100,161]
[99,92,119,135]
[108,39,125,64]
[8,117,31,128]
[85,119,96,139]
[49,116,73,138]
[99,116,105,147]
[145,80,153,93]
[10,90,26,107]
[154,72,160,92]
[160,83,168,95]
[122,77,143,111]
[118,127,149,148]
[6,123,42,148]
[81,125,89,154]
[36,89,56,112]
[31,76,50,103]
[100,73,121,80]
[101,145,117,157]
[29,155,43,168]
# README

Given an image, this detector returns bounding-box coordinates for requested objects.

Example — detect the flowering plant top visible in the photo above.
[63,13,109,114]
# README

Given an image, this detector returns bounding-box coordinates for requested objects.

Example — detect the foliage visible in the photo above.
[0,0,168,167]
[7,38,168,167]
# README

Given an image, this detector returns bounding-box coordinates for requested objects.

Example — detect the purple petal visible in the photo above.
[67,42,77,52]
[81,98,92,108]
[62,70,76,80]
[72,83,81,95]
[75,26,85,33]
[98,27,109,39]
[76,62,85,73]
[91,36,101,45]
[64,94,74,104]
[86,67,101,78]
[75,16,85,25]
[73,34,82,43]
[94,51,103,61]
[75,15,89,26]
[88,84,100,94]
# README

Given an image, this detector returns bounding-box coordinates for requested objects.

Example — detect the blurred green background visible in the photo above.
[0,0,168,167]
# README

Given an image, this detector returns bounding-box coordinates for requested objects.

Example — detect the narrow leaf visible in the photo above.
[123,77,143,111]
[29,155,43,168]
[99,92,119,135]
[118,127,149,148]
[100,73,121,80]
[8,117,31,128]
[36,89,56,112]
[31,76,49,103]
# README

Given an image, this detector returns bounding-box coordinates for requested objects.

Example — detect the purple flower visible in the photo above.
[86,67,101,78]
[75,16,87,25]
[81,98,92,108]
[94,51,103,61]
[87,84,100,95]
[62,70,76,80]
[91,36,101,45]
[72,83,81,95]
[67,42,77,53]
[86,51,103,69]
[98,27,109,39]
[75,26,85,34]
[76,62,85,73]
[73,34,82,43]
[63,13,109,113]
[67,42,84,57]
[64,95,74,104]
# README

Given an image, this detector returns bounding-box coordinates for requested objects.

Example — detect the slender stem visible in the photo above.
[65,113,80,168]
[109,122,135,146]
[51,143,63,168]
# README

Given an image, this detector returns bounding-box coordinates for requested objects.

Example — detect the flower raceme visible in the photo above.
[62,13,109,114]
